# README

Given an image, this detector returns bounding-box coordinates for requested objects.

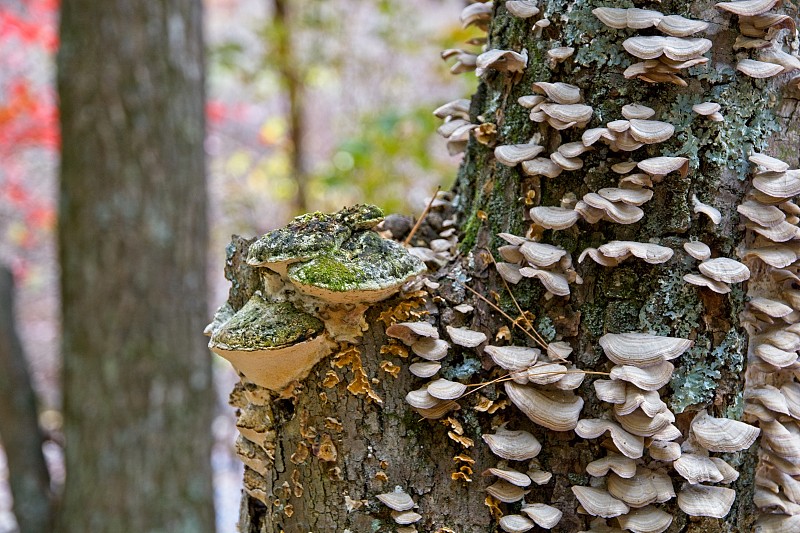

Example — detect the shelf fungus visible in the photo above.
[579,241,674,266]
[476,48,528,76]
[692,101,724,122]
[505,0,540,19]
[495,233,578,296]
[209,293,334,391]
[521,81,593,132]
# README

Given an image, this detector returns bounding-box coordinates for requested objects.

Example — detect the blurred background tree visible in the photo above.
[56,0,215,531]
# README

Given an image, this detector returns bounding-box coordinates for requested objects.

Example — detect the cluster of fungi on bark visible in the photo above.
[210,0,800,531]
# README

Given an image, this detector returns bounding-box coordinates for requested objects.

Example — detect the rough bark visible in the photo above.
[56,1,215,531]
[229,0,800,531]
[0,266,52,533]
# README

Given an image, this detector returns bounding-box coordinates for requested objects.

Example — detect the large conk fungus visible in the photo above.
[208,293,333,391]
[210,204,424,391]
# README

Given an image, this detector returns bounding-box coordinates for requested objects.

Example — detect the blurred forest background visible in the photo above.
[0,0,476,530]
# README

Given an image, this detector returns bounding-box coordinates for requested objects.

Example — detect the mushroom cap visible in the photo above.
[628,119,675,144]
[742,245,798,268]
[716,0,780,16]
[532,81,582,104]
[391,510,422,525]
[594,379,627,403]
[540,103,593,124]
[505,0,540,19]
[692,195,722,224]
[558,141,593,158]
[405,388,444,409]
[607,468,675,507]
[597,241,674,264]
[487,480,529,503]
[692,101,722,116]
[657,14,709,36]
[547,46,575,62]
[750,152,790,172]
[582,194,644,224]
[621,104,656,120]
[683,273,731,294]
[677,484,735,518]
[386,321,439,345]
[377,490,415,511]
[575,419,644,458]
[505,382,584,431]
[674,453,725,484]
[600,332,692,367]
[684,241,711,260]
[498,514,535,533]
[530,206,580,230]
[485,344,541,371]
[522,157,563,178]
[637,156,689,177]
[691,409,760,452]
[749,297,793,318]
[433,98,471,120]
[209,294,332,391]
[592,7,632,29]
[408,361,441,378]
[446,325,487,347]
[571,486,630,518]
[482,426,542,460]
[617,505,673,533]
[598,187,653,206]
[519,267,571,296]
[616,408,675,437]
[484,467,532,487]
[496,262,524,284]
[752,170,800,198]
[615,387,668,418]
[753,342,798,368]
[586,454,637,478]
[495,143,545,166]
[521,503,563,529]
[551,152,584,171]
[427,378,467,400]
[609,362,675,391]
[648,440,682,461]
[519,241,568,267]
[737,58,784,78]
[411,338,450,361]
[476,48,528,74]
[698,257,750,283]
[287,231,425,304]
[737,200,786,227]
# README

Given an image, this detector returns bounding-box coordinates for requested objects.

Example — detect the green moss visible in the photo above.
[289,232,424,293]
[291,254,363,292]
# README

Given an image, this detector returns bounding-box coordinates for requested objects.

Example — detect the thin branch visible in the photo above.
[404,186,441,246]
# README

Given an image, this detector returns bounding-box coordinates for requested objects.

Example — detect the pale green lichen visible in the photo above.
[670,330,745,413]
[211,293,324,350]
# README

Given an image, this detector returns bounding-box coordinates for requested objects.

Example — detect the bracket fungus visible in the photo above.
[209,293,334,391]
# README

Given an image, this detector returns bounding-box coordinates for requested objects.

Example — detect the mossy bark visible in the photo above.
[232,1,798,531]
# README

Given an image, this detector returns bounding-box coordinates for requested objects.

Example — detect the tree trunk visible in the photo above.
[57,1,215,531]
[227,1,799,531]
[0,266,52,533]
